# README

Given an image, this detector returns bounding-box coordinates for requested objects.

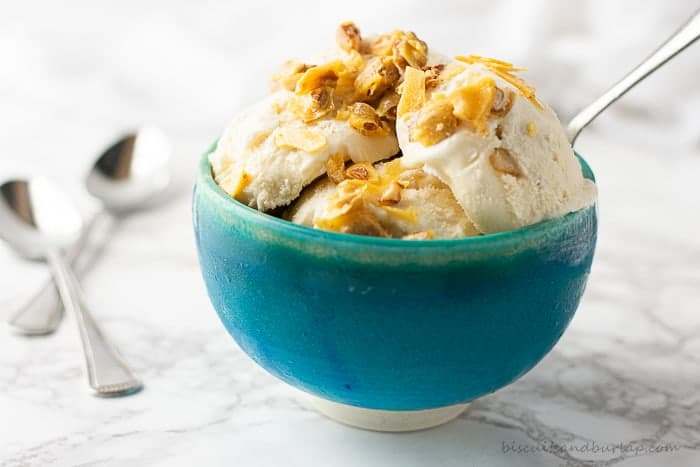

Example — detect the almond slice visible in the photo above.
[379,181,402,205]
[489,147,522,177]
[348,102,389,136]
[336,22,361,51]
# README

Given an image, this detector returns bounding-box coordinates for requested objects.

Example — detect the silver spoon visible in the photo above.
[0,178,142,396]
[7,127,172,335]
[567,9,700,144]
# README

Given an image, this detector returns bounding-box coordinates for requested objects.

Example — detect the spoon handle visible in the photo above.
[45,248,142,396]
[7,211,107,335]
[567,9,700,144]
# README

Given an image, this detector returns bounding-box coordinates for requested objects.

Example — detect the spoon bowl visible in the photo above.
[0,178,82,258]
[85,127,172,214]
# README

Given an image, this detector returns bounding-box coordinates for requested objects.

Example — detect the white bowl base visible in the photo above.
[306,395,470,432]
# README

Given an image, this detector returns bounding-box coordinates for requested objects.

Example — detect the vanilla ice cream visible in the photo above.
[209,23,596,239]
[396,57,596,234]
[285,159,479,239]
[210,90,398,211]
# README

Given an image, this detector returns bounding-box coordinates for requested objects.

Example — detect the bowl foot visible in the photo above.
[307,395,470,432]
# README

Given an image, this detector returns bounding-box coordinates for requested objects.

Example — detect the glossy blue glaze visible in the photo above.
[193,149,597,411]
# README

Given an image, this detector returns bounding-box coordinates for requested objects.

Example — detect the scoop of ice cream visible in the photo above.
[284,159,479,239]
[396,57,597,234]
[209,90,398,211]
[209,25,442,212]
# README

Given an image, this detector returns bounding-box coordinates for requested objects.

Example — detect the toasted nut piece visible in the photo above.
[335,50,365,99]
[345,162,378,181]
[348,102,389,136]
[495,124,504,139]
[271,60,312,92]
[370,30,428,69]
[450,77,496,135]
[354,56,399,102]
[490,87,515,117]
[336,21,362,51]
[409,99,458,146]
[369,32,396,57]
[527,122,537,136]
[289,86,335,123]
[274,127,328,153]
[329,179,367,213]
[402,230,435,240]
[326,153,347,184]
[395,31,428,68]
[376,90,400,120]
[295,61,343,94]
[423,64,445,89]
[379,181,402,205]
[397,66,426,118]
[489,148,522,177]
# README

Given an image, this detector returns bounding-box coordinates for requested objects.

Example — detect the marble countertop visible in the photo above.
[1,1,699,466]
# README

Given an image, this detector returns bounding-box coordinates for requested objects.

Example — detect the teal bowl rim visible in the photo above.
[197,145,596,252]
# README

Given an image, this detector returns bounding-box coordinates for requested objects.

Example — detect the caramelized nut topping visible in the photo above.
[336,21,362,51]
[423,64,445,89]
[489,148,522,177]
[395,32,428,68]
[295,62,343,94]
[274,127,328,153]
[354,56,399,102]
[379,181,402,205]
[345,162,378,181]
[370,30,428,70]
[348,102,389,136]
[490,87,515,117]
[289,86,335,122]
[456,55,542,109]
[409,99,458,146]
[449,77,496,135]
[326,153,347,184]
[271,60,312,92]
[396,66,426,118]
[376,91,400,120]
[402,230,435,240]
[369,32,396,57]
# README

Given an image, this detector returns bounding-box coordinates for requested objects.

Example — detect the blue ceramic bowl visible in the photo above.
[193,148,597,411]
